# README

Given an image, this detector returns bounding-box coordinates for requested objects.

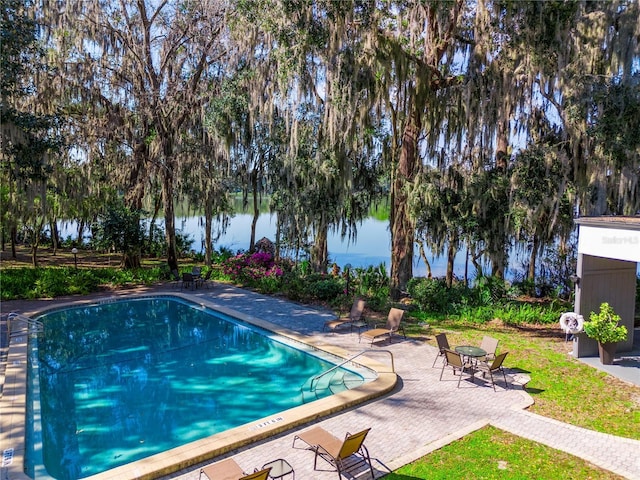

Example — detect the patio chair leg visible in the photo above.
[432,353,439,368]
[439,361,453,381]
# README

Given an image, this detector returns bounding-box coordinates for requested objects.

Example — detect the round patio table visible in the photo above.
[455,345,487,361]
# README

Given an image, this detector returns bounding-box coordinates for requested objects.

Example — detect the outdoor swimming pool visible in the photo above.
[25,296,375,480]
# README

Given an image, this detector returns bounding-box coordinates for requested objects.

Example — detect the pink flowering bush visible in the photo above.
[221,251,284,293]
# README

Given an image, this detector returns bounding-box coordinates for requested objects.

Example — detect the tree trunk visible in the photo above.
[31,242,39,267]
[10,225,17,258]
[122,251,141,269]
[488,115,511,279]
[147,195,162,255]
[417,241,432,279]
[162,167,179,272]
[50,219,60,254]
[204,199,213,267]
[490,248,506,279]
[528,234,540,282]
[445,234,458,288]
[77,219,85,246]
[390,113,420,299]
[310,216,329,273]
[274,219,281,263]
[249,170,259,251]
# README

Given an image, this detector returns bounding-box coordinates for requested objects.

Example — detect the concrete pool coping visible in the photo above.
[0,293,397,480]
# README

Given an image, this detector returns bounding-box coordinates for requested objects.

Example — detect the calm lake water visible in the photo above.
[178,213,481,279]
[61,213,525,279]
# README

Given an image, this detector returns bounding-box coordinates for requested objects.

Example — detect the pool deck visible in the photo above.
[2,283,640,480]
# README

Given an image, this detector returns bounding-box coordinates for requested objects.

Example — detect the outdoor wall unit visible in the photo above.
[573,216,639,358]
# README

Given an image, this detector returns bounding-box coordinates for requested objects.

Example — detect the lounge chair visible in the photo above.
[323,298,366,332]
[439,349,475,388]
[431,332,450,368]
[359,307,405,346]
[293,426,374,479]
[479,335,499,362]
[199,458,271,480]
[477,351,509,391]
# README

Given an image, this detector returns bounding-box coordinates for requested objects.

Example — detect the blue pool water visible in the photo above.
[27,297,370,479]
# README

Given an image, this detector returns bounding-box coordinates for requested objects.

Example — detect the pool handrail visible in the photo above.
[308,349,394,394]
[7,312,44,336]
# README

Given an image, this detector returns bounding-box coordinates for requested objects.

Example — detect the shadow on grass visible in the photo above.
[381,475,426,479]
[524,387,545,394]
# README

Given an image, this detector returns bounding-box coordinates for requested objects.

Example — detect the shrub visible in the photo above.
[220,251,283,288]
[255,275,283,294]
[1,268,39,300]
[407,277,468,314]
[458,305,496,324]
[470,275,507,305]
[353,264,388,296]
[280,271,307,301]
[305,277,343,300]
[584,302,628,344]
[494,302,564,326]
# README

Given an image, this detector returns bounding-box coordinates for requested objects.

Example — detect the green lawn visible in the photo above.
[383,425,625,479]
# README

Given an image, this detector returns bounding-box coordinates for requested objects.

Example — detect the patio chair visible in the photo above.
[323,298,366,332]
[439,349,475,388]
[292,426,374,479]
[477,351,509,391]
[192,266,202,278]
[199,458,271,480]
[196,269,213,289]
[359,307,405,346]
[431,332,450,368]
[479,335,499,362]
[170,269,181,288]
[181,272,195,290]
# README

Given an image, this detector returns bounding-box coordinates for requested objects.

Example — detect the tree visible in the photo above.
[92,199,145,267]
[510,142,574,284]
[1,0,64,265]
[36,0,231,271]
[232,0,386,273]
[521,1,639,215]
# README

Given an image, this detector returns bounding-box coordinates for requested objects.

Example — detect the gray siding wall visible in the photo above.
[574,254,636,357]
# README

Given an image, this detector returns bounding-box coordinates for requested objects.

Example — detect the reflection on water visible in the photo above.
[28,297,365,479]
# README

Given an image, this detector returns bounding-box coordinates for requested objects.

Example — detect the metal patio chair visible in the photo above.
[293,426,374,479]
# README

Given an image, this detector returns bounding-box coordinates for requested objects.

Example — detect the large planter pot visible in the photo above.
[598,342,617,365]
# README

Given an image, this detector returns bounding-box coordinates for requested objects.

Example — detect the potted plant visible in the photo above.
[583,302,628,365]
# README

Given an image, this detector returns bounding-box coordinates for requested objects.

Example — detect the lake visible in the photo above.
[61,213,524,279]
[178,213,477,279]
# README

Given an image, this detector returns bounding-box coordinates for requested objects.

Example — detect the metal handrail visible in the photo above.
[8,312,44,334]
[308,349,395,393]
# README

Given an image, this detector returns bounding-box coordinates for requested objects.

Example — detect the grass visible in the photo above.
[382,425,625,479]
[420,319,640,440]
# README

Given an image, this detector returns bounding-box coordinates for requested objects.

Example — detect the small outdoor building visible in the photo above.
[573,216,639,358]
